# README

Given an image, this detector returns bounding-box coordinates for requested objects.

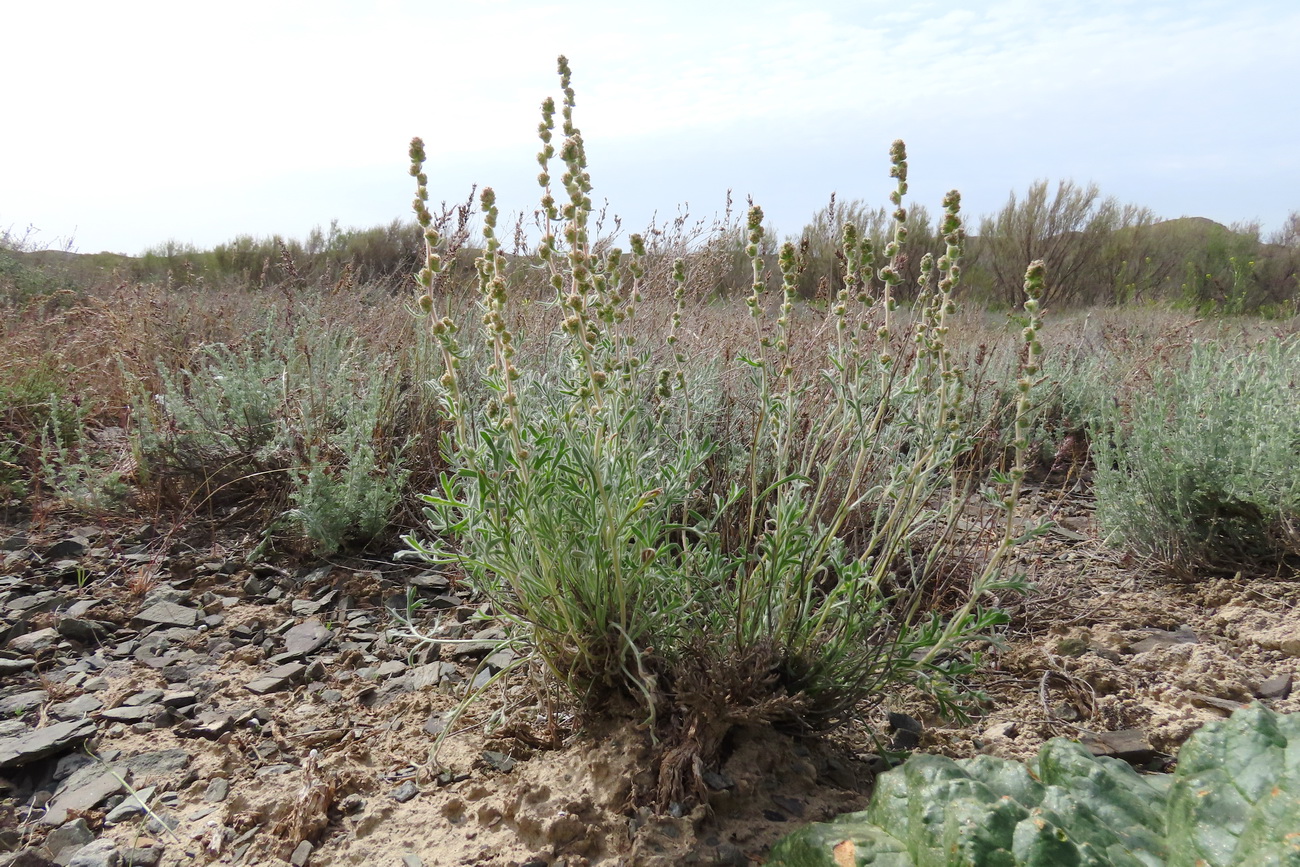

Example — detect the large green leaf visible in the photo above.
[769,704,1300,867]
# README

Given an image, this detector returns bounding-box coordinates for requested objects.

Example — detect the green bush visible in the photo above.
[1092,336,1300,574]
[769,703,1300,867]
[0,357,73,502]
[0,229,78,306]
[404,57,1046,804]
[38,395,129,513]
[134,320,413,552]
[0,437,26,505]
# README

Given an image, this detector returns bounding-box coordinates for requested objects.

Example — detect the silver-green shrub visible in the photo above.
[1093,336,1300,573]
[134,320,411,552]
[404,56,1048,804]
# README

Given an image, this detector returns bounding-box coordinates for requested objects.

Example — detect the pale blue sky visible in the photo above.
[3,0,1296,254]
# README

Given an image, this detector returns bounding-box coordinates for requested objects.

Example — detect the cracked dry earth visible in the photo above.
[0,489,1297,867]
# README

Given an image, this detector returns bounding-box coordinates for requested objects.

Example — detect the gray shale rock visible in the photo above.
[0,657,37,676]
[281,620,333,659]
[8,628,59,655]
[119,749,190,786]
[98,704,168,725]
[43,763,125,825]
[56,619,116,644]
[7,592,67,616]
[1256,671,1293,699]
[389,781,419,803]
[245,662,307,695]
[44,539,86,560]
[1081,728,1158,764]
[130,602,197,630]
[0,719,97,769]
[0,690,48,716]
[118,849,160,867]
[66,838,119,867]
[203,777,229,802]
[0,848,58,867]
[104,786,155,823]
[41,818,94,858]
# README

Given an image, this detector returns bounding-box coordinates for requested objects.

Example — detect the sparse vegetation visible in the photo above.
[1,53,1298,867]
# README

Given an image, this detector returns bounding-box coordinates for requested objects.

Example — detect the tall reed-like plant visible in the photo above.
[404,56,1046,805]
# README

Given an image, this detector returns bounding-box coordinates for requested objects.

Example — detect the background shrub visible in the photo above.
[1093,335,1300,574]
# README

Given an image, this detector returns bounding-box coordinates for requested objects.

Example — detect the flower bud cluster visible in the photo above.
[408,137,465,430]
[744,206,766,318]
[1009,259,1047,480]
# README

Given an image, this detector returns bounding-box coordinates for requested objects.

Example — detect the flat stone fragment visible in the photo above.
[44,539,86,559]
[0,847,59,867]
[409,571,449,591]
[481,750,515,773]
[1256,671,1293,699]
[8,628,59,654]
[121,690,165,707]
[120,847,161,867]
[56,618,116,643]
[130,602,197,629]
[290,841,313,867]
[0,718,98,769]
[290,599,324,616]
[0,657,37,676]
[282,620,333,658]
[178,711,233,739]
[449,639,500,659]
[375,660,407,679]
[120,749,190,784]
[160,690,196,709]
[48,690,104,719]
[203,777,229,802]
[410,663,457,690]
[983,721,1019,740]
[245,663,307,695]
[1128,627,1198,654]
[7,591,67,614]
[0,719,28,738]
[1082,728,1157,765]
[483,649,516,672]
[105,786,156,823]
[887,712,923,751]
[64,599,99,618]
[43,763,125,825]
[389,781,419,803]
[99,704,167,724]
[66,838,119,867]
[43,817,94,856]
[1189,691,1250,713]
[0,690,48,716]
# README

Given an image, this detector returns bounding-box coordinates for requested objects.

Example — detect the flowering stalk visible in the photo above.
[876,139,909,374]
[916,259,1045,666]
[409,137,467,446]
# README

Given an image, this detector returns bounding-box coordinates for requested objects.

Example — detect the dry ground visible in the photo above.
[1,480,1297,867]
